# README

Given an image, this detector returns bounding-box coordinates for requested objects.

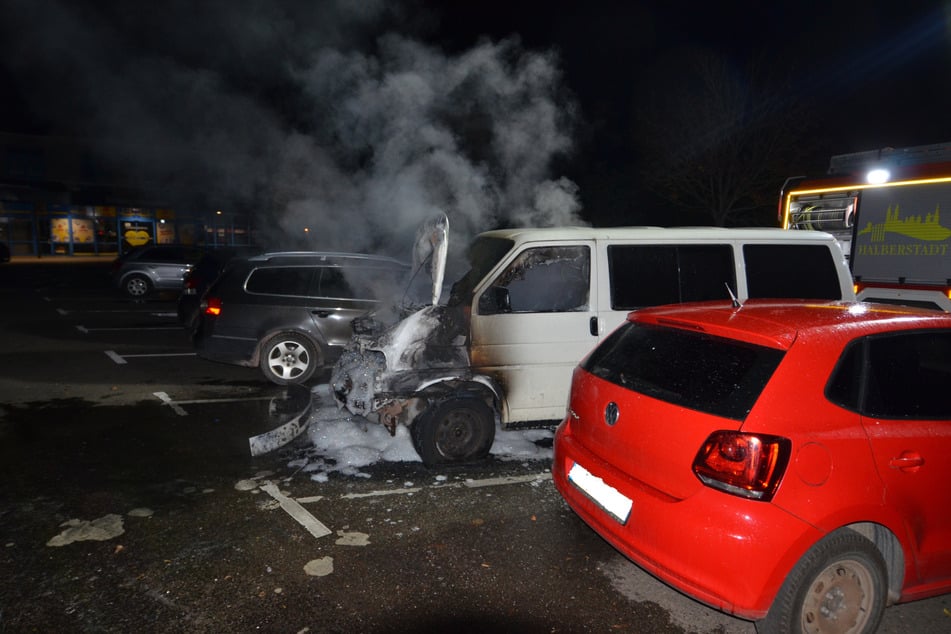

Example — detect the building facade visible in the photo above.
[0,132,255,257]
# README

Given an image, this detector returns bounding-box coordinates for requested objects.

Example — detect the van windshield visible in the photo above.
[448,237,514,306]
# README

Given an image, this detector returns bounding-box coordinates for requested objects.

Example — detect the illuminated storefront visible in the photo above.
[1,132,257,257]
[0,201,225,257]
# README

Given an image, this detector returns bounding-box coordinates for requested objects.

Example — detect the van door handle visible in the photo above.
[312,310,331,318]
[589,316,599,336]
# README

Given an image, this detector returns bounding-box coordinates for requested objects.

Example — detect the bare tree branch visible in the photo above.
[634,48,820,226]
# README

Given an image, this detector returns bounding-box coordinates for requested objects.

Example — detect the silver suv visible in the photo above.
[192,251,411,385]
[111,244,206,298]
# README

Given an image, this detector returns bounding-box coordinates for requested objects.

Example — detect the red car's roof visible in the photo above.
[630,300,951,350]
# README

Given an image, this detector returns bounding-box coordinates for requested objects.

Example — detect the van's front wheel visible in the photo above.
[411,398,495,467]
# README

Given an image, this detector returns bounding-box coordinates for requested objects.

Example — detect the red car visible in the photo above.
[552,300,951,633]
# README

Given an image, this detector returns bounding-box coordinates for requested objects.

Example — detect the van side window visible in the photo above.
[608,245,734,310]
[483,246,590,314]
[744,244,842,300]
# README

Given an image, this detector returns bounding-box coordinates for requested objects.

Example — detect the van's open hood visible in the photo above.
[330,214,474,426]
[413,213,449,306]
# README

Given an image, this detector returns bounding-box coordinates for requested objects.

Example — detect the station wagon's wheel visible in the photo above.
[411,397,495,467]
[757,528,886,634]
[260,333,319,385]
[123,274,151,298]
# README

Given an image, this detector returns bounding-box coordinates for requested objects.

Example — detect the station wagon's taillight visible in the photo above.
[692,431,790,501]
[204,297,222,316]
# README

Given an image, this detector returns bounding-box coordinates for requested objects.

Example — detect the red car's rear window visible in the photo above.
[582,323,784,421]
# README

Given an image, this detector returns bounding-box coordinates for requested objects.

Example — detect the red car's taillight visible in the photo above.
[693,431,790,501]
[204,296,222,316]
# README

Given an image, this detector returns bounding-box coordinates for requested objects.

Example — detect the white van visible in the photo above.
[332,225,855,466]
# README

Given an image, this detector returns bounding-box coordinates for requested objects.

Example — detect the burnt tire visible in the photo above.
[757,528,887,634]
[123,274,152,298]
[411,397,496,467]
[259,333,319,385]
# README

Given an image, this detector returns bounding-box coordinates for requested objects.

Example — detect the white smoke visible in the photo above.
[0,0,585,257]
[285,34,583,253]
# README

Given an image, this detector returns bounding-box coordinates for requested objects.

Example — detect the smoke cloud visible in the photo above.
[0,0,584,258]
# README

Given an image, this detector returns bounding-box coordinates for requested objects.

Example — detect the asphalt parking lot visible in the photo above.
[1,257,948,633]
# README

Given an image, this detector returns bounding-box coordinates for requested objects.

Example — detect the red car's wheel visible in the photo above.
[758,528,887,634]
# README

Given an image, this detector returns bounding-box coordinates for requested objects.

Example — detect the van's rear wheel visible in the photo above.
[411,398,495,467]
[260,333,319,385]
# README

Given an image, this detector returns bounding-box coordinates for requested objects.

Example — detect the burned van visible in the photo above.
[332,225,855,466]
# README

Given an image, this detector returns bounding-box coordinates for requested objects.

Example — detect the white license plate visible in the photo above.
[568,461,632,525]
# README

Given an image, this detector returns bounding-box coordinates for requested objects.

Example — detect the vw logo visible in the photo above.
[604,402,620,426]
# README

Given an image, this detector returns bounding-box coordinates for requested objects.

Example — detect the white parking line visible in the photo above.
[152,392,280,416]
[462,473,552,488]
[175,396,275,405]
[104,350,196,364]
[153,391,188,416]
[260,481,333,539]
[341,487,423,500]
[60,308,179,316]
[247,473,550,542]
[79,325,183,333]
[338,472,551,500]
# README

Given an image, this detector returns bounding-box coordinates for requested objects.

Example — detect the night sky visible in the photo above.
[430,1,951,150]
[1,0,950,239]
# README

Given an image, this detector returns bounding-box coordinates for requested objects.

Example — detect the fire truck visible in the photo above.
[779,142,951,311]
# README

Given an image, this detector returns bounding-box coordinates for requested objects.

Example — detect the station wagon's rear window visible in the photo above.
[245,267,315,296]
[583,323,784,420]
[319,266,404,300]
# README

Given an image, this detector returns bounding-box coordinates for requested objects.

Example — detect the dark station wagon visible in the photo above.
[193,251,410,384]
